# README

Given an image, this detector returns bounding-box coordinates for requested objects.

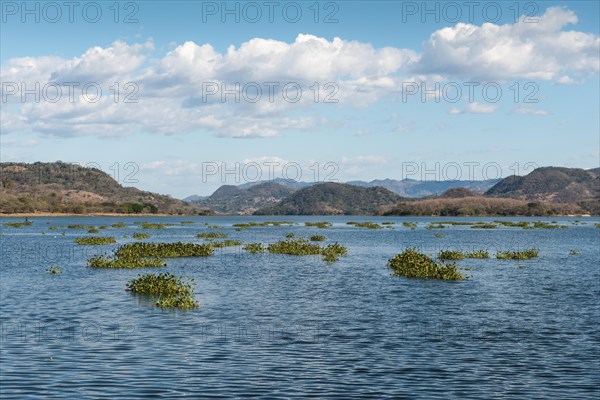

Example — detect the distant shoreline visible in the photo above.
[0,212,188,218]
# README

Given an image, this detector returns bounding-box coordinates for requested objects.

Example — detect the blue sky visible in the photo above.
[1,1,599,197]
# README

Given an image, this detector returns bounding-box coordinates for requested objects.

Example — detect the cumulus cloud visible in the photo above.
[1,7,598,139]
[513,107,549,116]
[413,7,599,81]
[449,102,497,114]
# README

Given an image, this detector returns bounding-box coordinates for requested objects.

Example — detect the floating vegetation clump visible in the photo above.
[140,222,165,230]
[243,243,265,253]
[595,223,600,228]
[156,294,198,309]
[471,224,497,229]
[211,240,243,248]
[493,220,568,229]
[133,232,151,240]
[425,224,445,230]
[267,239,346,262]
[434,233,444,238]
[569,249,581,255]
[196,232,228,239]
[433,221,476,226]
[438,250,489,260]
[127,273,199,309]
[49,226,58,231]
[387,248,465,280]
[48,265,62,275]
[88,242,213,269]
[285,233,295,238]
[402,222,417,230]
[305,222,332,229]
[75,236,116,245]
[233,221,295,230]
[127,273,193,296]
[347,222,383,229]
[66,224,92,229]
[180,221,195,225]
[207,224,222,229]
[111,222,127,229]
[88,255,165,269]
[3,221,33,228]
[496,249,539,260]
[321,243,347,262]
[88,228,100,233]
[310,235,326,241]
[116,242,214,259]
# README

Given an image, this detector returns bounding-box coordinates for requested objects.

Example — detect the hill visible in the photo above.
[485,166,599,213]
[253,182,405,215]
[193,182,295,214]
[0,162,207,215]
[347,178,500,197]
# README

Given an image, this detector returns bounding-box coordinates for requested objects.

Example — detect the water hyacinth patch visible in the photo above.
[3,221,33,228]
[496,249,539,260]
[133,232,151,240]
[48,265,62,275]
[140,223,165,230]
[75,236,117,245]
[387,248,465,280]
[402,222,417,230]
[88,255,166,269]
[115,242,214,259]
[210,240,243,248]
[305,222,332,229]
[88,228,100,233]
[243,243,265,253]
[127,273,199,309]
[347,221,383,229]
[267,239,347,262]
[111,222,127,228]
[438,250,490,260]
[471,224,497,229]
[197,232,228,239]
[310,235,326,241]
[127,273,193,296]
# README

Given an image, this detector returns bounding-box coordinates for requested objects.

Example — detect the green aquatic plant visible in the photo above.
[180,221,196,225]
[438,250,490,260]
[267,239,347,262]
[3,221,33,228]
[305,222,332,229]
[569,249,581,255]
[595,223,600,228]
[243,243,265,253]
[496,249,539,260]
[285,233,295,238]
[127,273,193,296]
[140,222,165,230]
[471,224,497,229]
[127,273,199,309]
[88,228,100,233]
[75,236,117,245]
[88,255,165,269]
[425,224,445,230]
[321,243,347,262]
[115,242,214,259]
[48,265,62,275]
[347,222,383,229]
[210,239,243,248]
[387,248,465,280]
[49,226,58,231]
[99,225,109,229]
[310,235,326,241]
[196,232,228,239]
[402,222,417,230]
[156,294,198,309]
[111,222,127,228]
[66,224,92,229]
[133,232,151,240]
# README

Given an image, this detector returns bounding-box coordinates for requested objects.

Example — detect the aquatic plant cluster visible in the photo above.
[347,221,383,229]
[127,273,198,309]
[74,236,117,245]
[496,249,539,259]
[267,239,347,262]
[438,250,490,260]
[387,248,465,280]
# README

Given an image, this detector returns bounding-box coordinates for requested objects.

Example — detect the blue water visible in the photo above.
[1,216,599,399]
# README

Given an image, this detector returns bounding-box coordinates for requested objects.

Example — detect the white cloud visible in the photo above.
[413,7,599,81]
[514,107,549,116]
[449,102,497,114]
[1,8,598,139]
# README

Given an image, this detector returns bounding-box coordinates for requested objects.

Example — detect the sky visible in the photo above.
[1,0,599,197]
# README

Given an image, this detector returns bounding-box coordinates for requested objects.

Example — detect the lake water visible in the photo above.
[1,216,599,399]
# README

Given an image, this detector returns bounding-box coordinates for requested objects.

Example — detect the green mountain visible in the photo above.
[195,182,295,214]
[253,182,404,215]
[485,166,599,201]
[0,162,206,215]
